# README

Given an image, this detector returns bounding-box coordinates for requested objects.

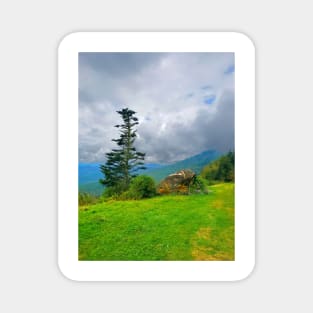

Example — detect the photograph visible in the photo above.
[78,52,235,261]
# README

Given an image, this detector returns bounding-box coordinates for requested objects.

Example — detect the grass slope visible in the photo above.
[79,183,234,261]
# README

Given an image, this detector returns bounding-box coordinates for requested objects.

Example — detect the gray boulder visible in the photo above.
[157,169,196,195]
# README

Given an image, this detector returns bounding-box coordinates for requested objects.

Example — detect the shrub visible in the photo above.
[78,192,99,205]
[201,151,234,185]
[191,175,209,194]
[201,161,219,184]
[124,175,156,200]
[102,181,128,198]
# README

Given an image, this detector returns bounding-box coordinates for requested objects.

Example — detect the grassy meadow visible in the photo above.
[79,182,234,261]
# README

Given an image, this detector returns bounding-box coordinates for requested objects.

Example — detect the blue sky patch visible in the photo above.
[204,95,216,105]
[224,64,235,74]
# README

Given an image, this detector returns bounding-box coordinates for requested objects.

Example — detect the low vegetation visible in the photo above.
[79,183,234,261]
[201,151,234,185]
[78,192,99,206]
[117,175,156,200]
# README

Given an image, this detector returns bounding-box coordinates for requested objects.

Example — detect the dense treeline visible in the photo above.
[200,151,234,185]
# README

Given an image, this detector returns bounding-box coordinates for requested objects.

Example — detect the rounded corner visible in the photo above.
[58,31,82,53]
[234,260,256,282]
[57,259,80,282]
[230,31,256,52]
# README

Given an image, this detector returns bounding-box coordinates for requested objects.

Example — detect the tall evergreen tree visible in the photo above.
[99,108,146,193]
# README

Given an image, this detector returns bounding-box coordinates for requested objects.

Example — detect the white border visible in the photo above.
[58,32,255,281]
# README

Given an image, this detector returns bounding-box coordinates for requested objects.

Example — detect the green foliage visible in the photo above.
[99,108,146,194]
[121,175,156,200]
[78,192,99,206]
[189,175,209,194]
[102,181,128,199]
[79,183,234,260]
[201,151,234,185]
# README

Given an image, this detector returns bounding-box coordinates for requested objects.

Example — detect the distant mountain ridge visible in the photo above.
[141,150,220,183]
[79,149,220,195]
[79,162,163,185]
[78,163,164,195]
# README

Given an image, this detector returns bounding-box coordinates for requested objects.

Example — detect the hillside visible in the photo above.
[79,163,163,195]
[79,149,220,195]
[142,150,220,183]
[79,183,234,261]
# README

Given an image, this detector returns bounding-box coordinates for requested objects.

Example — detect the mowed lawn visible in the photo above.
[79,183,234,261]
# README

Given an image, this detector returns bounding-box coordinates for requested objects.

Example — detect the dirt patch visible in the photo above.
[192,248,229,261]
[196,227,211,240]
[191,227,212,260]
[211,200,224,209]
[191,227,234,261]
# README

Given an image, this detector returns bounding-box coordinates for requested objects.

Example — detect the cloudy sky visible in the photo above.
[79,52,234,164]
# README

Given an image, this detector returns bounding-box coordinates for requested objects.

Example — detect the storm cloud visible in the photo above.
[79,52,234,164]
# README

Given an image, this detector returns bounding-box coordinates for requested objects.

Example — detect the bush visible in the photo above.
[201,151,234,185]
[102,183,126,199]
[201,161,219,184]
[190,175,209,194]
[123,175,156,200]
[78,192,99,205]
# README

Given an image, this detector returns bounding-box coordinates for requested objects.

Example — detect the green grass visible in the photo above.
[79,183,234,261]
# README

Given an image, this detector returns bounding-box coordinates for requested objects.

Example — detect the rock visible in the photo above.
[157,169,196,195]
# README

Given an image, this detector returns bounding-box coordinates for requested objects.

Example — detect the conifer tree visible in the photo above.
[99,108,145,193]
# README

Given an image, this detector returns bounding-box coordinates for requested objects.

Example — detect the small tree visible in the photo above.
[99,108,146,194]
